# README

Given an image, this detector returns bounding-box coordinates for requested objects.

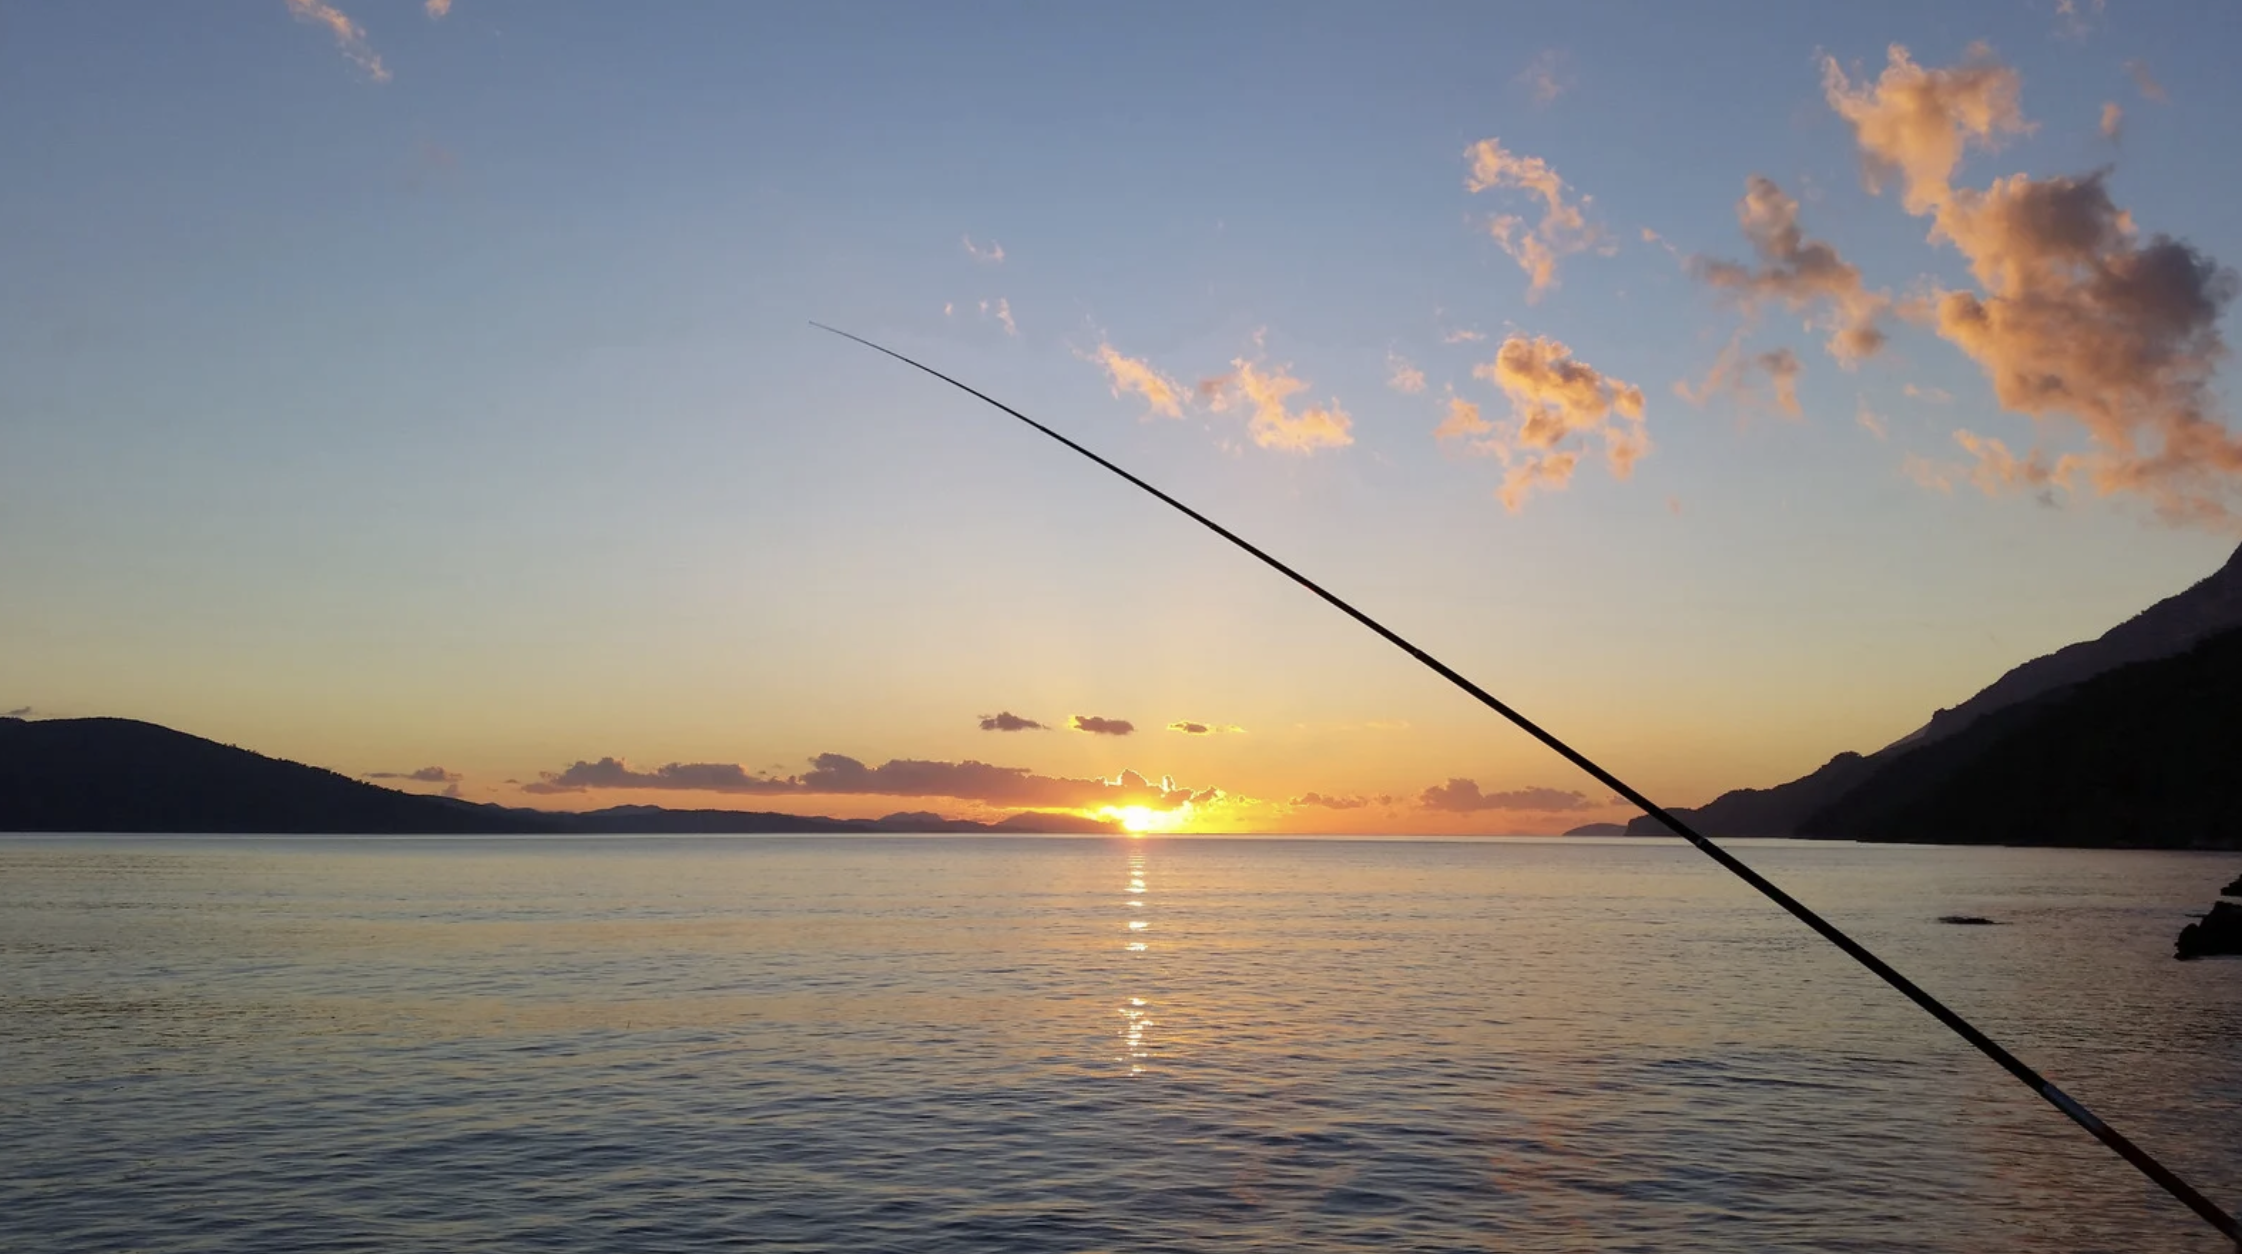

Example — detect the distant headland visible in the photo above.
[0,716,1119,837]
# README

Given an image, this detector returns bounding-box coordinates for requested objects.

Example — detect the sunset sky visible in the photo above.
[5,2,2241,833]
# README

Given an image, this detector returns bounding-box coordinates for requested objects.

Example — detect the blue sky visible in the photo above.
[4,1,2238,831]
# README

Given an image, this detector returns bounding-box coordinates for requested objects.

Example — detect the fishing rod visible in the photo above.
[812,321,2239,1245]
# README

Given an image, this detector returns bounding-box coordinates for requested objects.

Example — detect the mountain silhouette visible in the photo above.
[1628,541,2242,843]
[0,717,1119,836]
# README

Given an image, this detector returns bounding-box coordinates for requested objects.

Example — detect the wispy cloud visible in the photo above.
[526,753,1207,811]
[1689,175,1890,366]
[1903,383,1953,404]
[962,234,1006,264]
[1418,779,1591,813]
[285,0,390,82]
[978,711,1047,732]
[1516,49,1572,107]
[1857,398,1889,440]
[1448,336,1648,511]
[366,765,463,784]
[2100,100,2123,142]
[1463,139,1602,301]
[1086,341,1186,419]
[994,298,1018,337]
[1677,342,1804,420]
[1203,354,1355,453]
[425,0,451,17]
[1386,351,1427,395]
[1290,792,1393,811]
[1166,720,1243,735]
[2124,58,2168,103]
[1071,715,1135,736]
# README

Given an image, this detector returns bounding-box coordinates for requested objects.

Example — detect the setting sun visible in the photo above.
[1100,804,1190,834]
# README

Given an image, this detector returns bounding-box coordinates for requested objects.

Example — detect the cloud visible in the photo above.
[1463,139,1601,301]
[2052,0,2104,40]
[1203,355,1355,452]
[1821,44,2030,214]
[1928,169,2242,521]
[1071,714,1135,736]
[425,0,451,16]
[1689,175,1891,365]
[285,0,390,82]
[1903,383,1953,404]
[1903,454,1957,493]
[3,706,30,718]
[1166,720,1242,735]
[364,765,463,784]
[962,235,1006,264]
[1386,352,1427,395]
[2125,59,2168,104]
[526,753,1206,811]
[1291,792,1370,810]
[994,298,1018,337]
[1828,47,2242,523]
[2100,101,2123,142]
[979,711,1047,732]
[1440,326,1486,344]
[1434,393,1488,440]
[1418,779,1592,813]
[1448,336,1648,511]
[1086,342,1186,419]
[1677,342,1804,419]
[1516,50,1572,106]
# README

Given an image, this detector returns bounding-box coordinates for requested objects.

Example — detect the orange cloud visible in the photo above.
[2100,101,2123,142]
[1166,720,1242,735]
[1463,138,1600,301]
[1821,44,2030,214]
[1449,336,1647,510]
[285,0,389,82]
[425,0,451,16]
[1087,342,1185,419]
[1204,356,1355,453]
[1690,176,1890,365]
[1434,393,1488,440]
[1071,714,1134,736]
[1829,47,2242,524]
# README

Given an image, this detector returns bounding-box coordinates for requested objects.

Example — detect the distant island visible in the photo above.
[1625,540,2242,849]
[1561,822,1632,836]
[0,717,1119,836]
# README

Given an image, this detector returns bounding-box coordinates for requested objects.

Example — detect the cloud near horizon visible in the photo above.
[1071,714,1135,736]
[1418,779,1592,813]
[1464,138,1602,301]
[1166,720,1243,735]
[367,765,463,784]
[1289,792,1397,810]
[1447,336,1648,511]
[978,711,1048,732]
[523,752,1206,811]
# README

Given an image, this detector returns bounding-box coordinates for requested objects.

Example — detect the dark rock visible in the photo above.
[1937,915,2000,925]
[2223,874,2242,898]
[2175,900,2242,960]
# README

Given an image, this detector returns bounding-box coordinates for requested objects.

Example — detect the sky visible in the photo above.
[5,1,2241,834]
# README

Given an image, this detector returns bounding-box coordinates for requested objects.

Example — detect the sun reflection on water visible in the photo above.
[1119,847,1154,1072]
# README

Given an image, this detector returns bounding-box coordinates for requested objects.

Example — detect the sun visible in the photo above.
[1100,803,1188,834]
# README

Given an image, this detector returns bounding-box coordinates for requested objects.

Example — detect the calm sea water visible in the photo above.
[4,835,2239,1253]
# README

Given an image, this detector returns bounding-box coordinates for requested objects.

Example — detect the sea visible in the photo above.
[4,834,2238,1253]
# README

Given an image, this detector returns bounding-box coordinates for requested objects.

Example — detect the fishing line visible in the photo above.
[813,321,2239,1245]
